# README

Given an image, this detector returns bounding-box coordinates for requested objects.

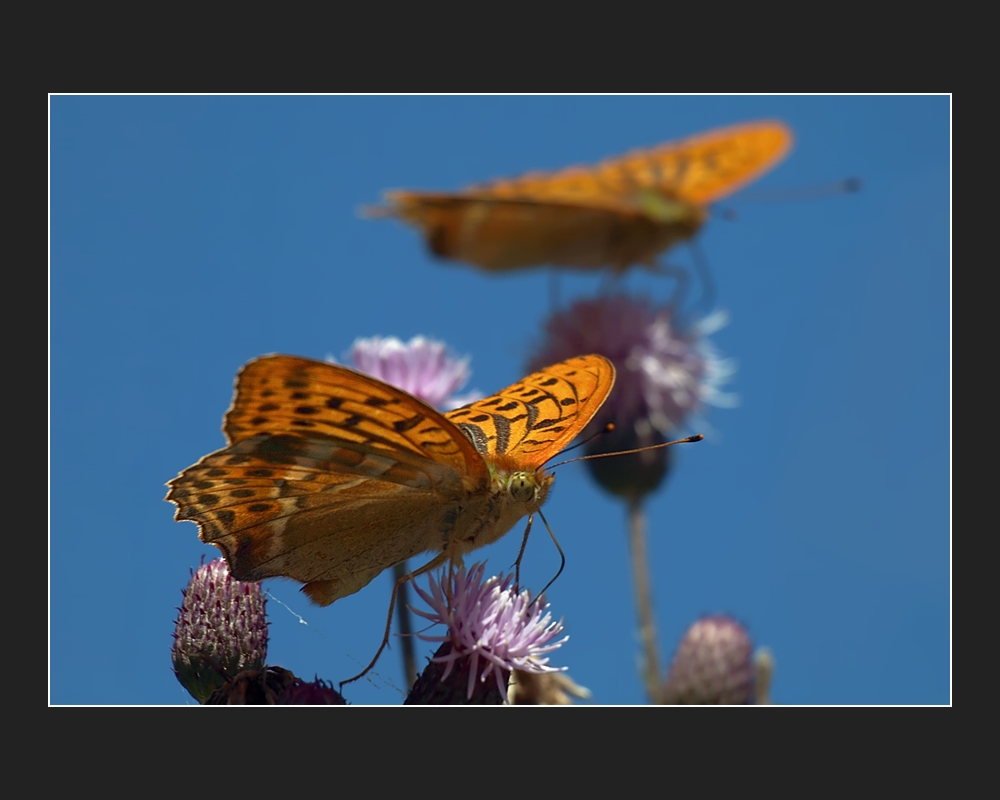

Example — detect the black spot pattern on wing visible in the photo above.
[220,355,489,483]
[444,355,614,464]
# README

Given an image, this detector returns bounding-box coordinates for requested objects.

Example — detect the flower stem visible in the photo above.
[392,561,418,689]
[753,647,775,704]
[627,497,663,703]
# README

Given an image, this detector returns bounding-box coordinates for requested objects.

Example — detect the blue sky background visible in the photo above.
[50,95,950,705]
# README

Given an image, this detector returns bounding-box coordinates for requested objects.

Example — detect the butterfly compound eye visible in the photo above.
[508,472,536,503]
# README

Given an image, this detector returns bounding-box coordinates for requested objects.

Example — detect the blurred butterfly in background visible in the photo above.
[166,353,617,607]
[365,120,793,274]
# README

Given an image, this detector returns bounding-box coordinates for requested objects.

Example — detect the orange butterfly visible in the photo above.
[366,120,793,273]
[166,354,616,608]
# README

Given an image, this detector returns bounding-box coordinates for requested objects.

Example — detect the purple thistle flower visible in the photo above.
[172,558,268,704]
[410,563,569,702]
[337,335,482,410]
[661,615,755,705]
[526,294,735,499]
[528,294,735,437]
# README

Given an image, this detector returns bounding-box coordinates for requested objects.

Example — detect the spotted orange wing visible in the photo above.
[166,354,614,606]
[471,120,792,207]
[167,356,491,604]
[446,353,615,468]
[222,355,487,479]
[367,120,792,272]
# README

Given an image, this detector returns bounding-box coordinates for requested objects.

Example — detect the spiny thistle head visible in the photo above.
[172,558,268,703]
[583,421,673,502]
[661,615,754,705]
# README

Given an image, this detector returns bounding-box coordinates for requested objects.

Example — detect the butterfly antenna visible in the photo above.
[722,177,864,205]
[548,433,703,471]
[531,509,565,607]
[551,422,617,462]
[357,202,394,219]
[340,551,450,690]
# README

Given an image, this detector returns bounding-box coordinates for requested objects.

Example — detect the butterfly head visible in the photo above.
[487,455,554,515]
[495,465,554,510]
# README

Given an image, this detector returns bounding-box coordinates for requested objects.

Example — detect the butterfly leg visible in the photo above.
[532,510,566,605]
[646,259,691,312]
[548,271,562,312]
[340,551,451,690]
[511,512,536,591]
[688,239,717,313]
[598,269,627,296]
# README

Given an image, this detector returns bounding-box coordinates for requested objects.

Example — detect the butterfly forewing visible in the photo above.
[619,120,793,206]
[224,355,489,482]
[463,120,791,207]
[446,354,615,467]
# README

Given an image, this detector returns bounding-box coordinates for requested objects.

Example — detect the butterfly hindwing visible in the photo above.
[167,446,478,603]
[382,193,692,271]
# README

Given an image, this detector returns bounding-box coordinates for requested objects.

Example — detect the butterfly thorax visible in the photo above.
[632,190,707,227]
